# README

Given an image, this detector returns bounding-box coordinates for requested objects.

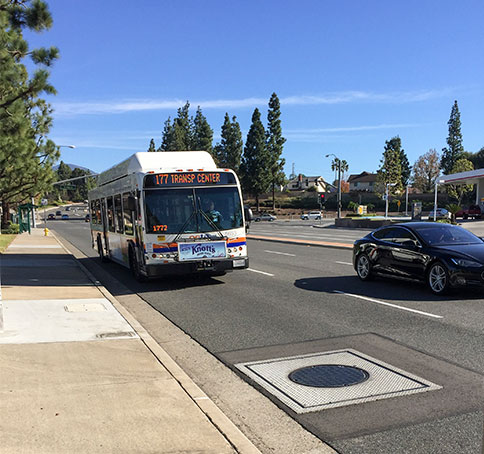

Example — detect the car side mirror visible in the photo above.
[402,240,419,249]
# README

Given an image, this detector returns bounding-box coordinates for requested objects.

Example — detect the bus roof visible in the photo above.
[97,151,217,186]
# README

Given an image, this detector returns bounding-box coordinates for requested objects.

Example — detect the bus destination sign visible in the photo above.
[145,172,236,188]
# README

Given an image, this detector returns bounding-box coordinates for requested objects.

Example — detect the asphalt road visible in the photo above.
[44,211,484,454]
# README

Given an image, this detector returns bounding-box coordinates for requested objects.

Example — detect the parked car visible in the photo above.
[456,205,482,219]
[47,213,55,220]
[55,210,62,216]
[254,213,277,222]
[353,222,484,294]
[301,211,322,220]
[61,214,69,220]
[428,208,451,220]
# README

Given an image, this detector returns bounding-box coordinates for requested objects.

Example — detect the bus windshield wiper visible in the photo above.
[174,210,197,243]
[198,209,224,239]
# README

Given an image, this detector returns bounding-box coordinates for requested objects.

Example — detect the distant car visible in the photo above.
[456,205,482,219]
[254,213,277,222]
[428,208,451,220]
[354,222,484,294]
[301,211,322,220]
[85,214,90,222]
[65,207,70,211]
[47,213,55,220]
[61,214,69,220]
[55,210,62,216]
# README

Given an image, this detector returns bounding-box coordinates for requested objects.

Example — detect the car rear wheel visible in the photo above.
[356,254,372,281]
[427,262,449,295]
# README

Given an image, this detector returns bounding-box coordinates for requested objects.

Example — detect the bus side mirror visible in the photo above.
[127,196,137,211]
[244,206,253,222]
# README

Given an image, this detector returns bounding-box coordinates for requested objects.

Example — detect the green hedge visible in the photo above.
[1,222,20,234]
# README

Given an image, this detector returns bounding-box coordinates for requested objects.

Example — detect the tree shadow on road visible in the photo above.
[294,275,483,302]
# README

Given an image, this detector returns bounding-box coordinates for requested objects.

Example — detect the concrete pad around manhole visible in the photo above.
[236,349,441,413]
[0,298,138,344]
[64,303,106,312]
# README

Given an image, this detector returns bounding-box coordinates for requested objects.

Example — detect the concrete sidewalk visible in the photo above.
[0,229,260,453]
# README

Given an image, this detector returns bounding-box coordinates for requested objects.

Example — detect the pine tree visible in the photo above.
[147,138,156,152]
[399,145,411,187]
[441,100,464,174]
[240,108,271,211]
[160,118,174,151]
[266,93,286,210]
[0,1,60,226]
[192,106,213,155]
[172,101,193,150]
[214,113,243,173]
[376,137,403,195]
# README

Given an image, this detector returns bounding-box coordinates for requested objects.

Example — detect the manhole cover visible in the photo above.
[289,364,369,388]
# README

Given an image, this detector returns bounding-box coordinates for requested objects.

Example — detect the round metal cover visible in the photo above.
[288,364,369,388]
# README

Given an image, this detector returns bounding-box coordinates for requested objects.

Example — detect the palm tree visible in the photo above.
[446,203,461,224]
[331,158,349,180]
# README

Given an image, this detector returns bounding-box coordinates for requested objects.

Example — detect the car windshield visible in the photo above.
[144,187,243,234]
[412,224,482,246]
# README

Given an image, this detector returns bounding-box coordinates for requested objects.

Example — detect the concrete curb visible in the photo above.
[50,231,262,454]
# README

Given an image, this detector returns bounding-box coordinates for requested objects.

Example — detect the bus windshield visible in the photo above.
[144,186,243,234]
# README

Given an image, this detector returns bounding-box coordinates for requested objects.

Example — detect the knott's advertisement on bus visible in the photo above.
[178,241,227,261]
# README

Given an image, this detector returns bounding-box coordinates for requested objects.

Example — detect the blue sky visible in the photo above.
[25,0,484,183]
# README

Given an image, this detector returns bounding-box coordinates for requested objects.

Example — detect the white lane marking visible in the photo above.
[334,290,443,319]
[252,230,359,241]
[335,261,353,266]
[264,250,296,257]
[248,268,275,277]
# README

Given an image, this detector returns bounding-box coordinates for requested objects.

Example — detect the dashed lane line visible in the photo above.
[247,268,275,277]
[335,261,353,266]
[334,290,443,319]
[264,250,296,257]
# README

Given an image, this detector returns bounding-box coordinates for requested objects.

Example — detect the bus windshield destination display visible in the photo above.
[144,172,236,188]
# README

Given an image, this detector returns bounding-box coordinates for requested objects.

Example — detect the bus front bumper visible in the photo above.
[145,257,249,277]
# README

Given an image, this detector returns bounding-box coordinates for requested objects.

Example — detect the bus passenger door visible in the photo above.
[100,197,110,255]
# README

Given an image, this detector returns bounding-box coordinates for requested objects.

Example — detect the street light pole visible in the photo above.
[325,154,342,219]
[405,184,409,216]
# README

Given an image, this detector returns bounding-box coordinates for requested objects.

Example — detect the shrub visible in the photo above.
[1,222,19,234]
[347,201,358,213]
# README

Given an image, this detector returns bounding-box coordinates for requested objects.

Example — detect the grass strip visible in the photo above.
[0,234,16,253]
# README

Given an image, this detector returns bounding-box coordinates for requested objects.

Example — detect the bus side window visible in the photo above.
[114,194,123,234]
[90,200,96,224]
[122,193,134,236]
[107,197,115,233]
[95,199,101,224]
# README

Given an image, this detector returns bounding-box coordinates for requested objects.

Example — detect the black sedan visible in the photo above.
[353,222,484,294]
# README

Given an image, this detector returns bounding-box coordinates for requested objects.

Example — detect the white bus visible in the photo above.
[88,151,249,280]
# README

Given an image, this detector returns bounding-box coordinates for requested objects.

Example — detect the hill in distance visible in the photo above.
[53,163,94,173]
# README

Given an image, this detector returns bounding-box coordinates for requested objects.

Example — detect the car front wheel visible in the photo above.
[356,253,372,281]
[427,262,449,295]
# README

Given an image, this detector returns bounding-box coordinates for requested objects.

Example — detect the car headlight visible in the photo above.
[450,258,483,267]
